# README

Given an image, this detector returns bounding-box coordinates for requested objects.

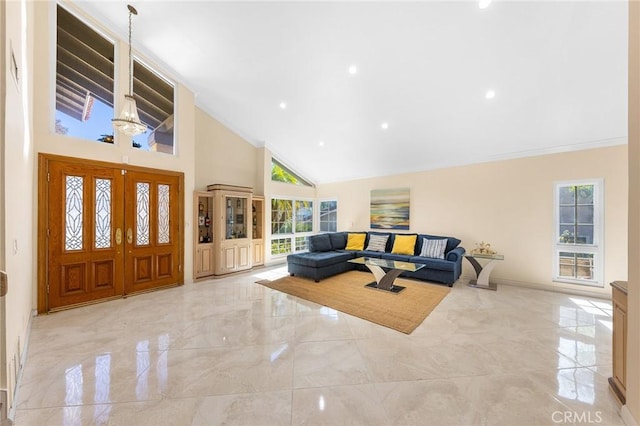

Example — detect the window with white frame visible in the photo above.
[271,198,314,256]
[554,180,604,287]
[319,200,337,232]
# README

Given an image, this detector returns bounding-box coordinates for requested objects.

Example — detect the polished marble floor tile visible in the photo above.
[14,266,623,425]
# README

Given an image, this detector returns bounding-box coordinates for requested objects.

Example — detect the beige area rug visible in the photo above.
[256,270,450,334]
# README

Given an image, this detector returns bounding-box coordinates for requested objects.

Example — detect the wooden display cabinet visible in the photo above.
[609,280,627,404]
[252,196,265,266]
[207,184,253,275]
[193,191,214,279]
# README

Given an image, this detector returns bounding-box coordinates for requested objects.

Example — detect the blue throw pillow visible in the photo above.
[309,234,332,252]
[328,232,347,250]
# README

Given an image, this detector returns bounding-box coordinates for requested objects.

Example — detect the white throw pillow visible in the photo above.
[420,238,447,259]
[365,234,389,252]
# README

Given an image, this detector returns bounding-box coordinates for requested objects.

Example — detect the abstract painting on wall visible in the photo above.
[370,188,410,230]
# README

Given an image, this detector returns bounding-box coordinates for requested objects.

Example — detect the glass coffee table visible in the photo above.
[348,257,425,293]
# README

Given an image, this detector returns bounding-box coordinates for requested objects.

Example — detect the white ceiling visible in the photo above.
[74,0,628,184]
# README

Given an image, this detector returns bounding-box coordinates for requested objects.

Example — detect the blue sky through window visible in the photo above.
[56,98,150,150]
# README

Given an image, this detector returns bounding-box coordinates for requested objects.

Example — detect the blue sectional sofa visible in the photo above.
[287,231,465,286]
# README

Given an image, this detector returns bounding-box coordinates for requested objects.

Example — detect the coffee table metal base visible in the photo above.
[365,282,406,293]
[363,263,406,293]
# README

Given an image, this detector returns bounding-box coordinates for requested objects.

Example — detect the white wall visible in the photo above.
[2,0,35,413]
[31,2,197,284]
[194,107,260,191]
[317,145,628,298]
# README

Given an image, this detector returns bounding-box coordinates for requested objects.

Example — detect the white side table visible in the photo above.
[464,253,504,291]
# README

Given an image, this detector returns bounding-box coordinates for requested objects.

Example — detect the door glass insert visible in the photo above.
[136,182,150,245]
[95,178,112,249]
[65,175,84,251]
[158,184,170,244]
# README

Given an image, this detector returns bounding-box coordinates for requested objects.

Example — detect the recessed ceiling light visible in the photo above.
[485,90,496,99]
[479,0,492,9]
[279,102,287,109]
[381,122,389,130]
[318,141,325,147]
[348,65,358,75]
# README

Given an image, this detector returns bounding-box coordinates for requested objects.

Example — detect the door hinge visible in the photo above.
[121,169,126,175]
[47,172,50,182]
[179,264,182,272]
[46,283,50,293]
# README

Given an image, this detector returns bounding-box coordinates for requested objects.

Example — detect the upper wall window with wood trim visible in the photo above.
[132,59,175,153]
[55,6,176,154]
[271,158,313,187]
[55,5,115,142]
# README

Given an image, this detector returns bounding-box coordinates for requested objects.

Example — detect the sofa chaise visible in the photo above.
[287,231,465,286]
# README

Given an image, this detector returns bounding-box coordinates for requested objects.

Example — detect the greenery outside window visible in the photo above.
[271,158,312,186]
[295,200,313,232]
[554,180,603,287]
[295,236,309,252]
[271,238,292,256]
[319,200,337,232]
[271,198,314,256]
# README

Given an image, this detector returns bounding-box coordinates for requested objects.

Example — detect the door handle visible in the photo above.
[127,228,133,244]
[115,228,122,245]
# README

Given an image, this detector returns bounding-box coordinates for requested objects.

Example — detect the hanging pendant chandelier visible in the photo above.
[112,4,146,136]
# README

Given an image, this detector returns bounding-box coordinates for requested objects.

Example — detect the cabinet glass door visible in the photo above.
[197,195,213,243]
[226,196,248,239]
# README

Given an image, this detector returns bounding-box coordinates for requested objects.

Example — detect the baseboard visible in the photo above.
[622,405,639,426]
[459,273,611,300]
[7,309,35,423]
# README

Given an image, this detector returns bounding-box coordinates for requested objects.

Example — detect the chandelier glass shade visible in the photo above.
[112,5,146,137]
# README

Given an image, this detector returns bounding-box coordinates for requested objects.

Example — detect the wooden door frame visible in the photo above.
[37,153,185,313]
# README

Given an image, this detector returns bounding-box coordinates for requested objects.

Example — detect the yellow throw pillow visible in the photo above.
[392,234,417,255]
[345,233,366,251]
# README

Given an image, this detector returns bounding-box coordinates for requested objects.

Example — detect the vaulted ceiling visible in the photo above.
[73,0,627,184]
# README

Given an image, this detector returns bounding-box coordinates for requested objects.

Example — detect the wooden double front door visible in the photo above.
[39,155,184,312]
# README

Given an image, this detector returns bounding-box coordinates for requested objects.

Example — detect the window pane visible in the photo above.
[577,205,594,224]
[559,252,594,280]
[295,236,309,252]
[576,185,594,204]
[95,178,111,249]
[157,184,170,244]
[65,175,84,251]
[320,200,337,233]
[295,200,313,233]
[136,182,150,245]
[559,225,575,243]
[132,59,175,153]
[271,199,293,235]
[56,6,114,142]
[559,206,575,224]
[576,225,594,244]
[271,158,312,186]
[559,186,575,205]
[271,237,292,256]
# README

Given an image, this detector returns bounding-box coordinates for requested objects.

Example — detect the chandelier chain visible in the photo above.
[128,8,133,95]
